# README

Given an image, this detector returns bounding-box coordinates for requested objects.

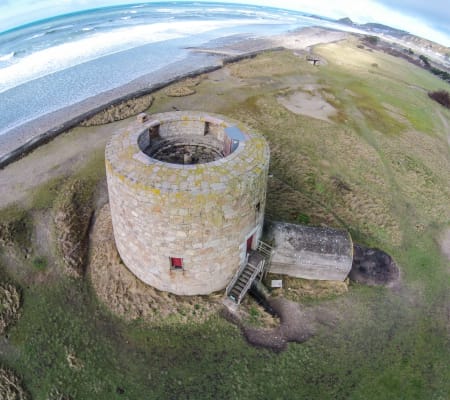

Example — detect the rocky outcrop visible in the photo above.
[349,244,399,285]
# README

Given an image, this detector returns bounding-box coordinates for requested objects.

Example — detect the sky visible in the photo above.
[0,0,449,47]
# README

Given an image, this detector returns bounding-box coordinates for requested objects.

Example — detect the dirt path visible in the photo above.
[436,111,450,265]
[0,119,131,208]
[441,229,450,263]
[437,109,450,147]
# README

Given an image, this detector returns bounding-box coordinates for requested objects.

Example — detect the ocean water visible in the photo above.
[0,2,337,136]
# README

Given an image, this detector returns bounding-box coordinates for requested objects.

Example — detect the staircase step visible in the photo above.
[227,256,270,304]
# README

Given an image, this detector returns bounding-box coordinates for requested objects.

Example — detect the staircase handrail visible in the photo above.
[237,259,265,304]
[257,240,274,280]
[226,256,249,296]
[257,240,274,257]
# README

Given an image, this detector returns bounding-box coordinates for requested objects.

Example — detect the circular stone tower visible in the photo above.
[105,111,270,295]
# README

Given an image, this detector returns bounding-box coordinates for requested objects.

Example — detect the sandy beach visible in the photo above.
[0,27,347,168]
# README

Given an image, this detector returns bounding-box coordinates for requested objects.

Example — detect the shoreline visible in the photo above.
[0,27,347,169]
[0,63,222,169]
[0,46,285,170]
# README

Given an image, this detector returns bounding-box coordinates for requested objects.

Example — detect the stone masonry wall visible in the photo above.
[106,111,270,295]
[159,119,206,138]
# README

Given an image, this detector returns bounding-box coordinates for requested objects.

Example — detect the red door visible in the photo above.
[247,235,254,252]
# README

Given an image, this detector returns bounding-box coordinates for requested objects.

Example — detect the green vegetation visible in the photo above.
[1,40,450,399]
[30,148,105,212]
[30,176,66,211]
[419,54,431,67]
[296,213,311,225]
[418,54,450,83]
[363,35,379,46]
[0,205,30,248]
[429,67,450,83]
[31,256,47,271]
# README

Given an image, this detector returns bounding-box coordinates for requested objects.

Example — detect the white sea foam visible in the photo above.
[26,32,46,40]
[0,52,14,61]
[0,19,262,93]
[155,8,178,13]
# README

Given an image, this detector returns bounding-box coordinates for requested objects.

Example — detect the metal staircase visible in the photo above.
[226,258,265,305]
[226,240,274,305]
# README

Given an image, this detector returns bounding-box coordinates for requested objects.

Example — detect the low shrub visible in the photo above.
[428,90,450,109]
[363,35,379,45]
[32,256,47,270]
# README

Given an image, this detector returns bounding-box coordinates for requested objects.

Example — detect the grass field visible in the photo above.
[1,37,450,399]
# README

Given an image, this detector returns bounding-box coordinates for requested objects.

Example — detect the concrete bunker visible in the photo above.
[264,221,353,281]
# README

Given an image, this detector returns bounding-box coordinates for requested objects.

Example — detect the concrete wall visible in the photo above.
[265,221,353,281]
[105,111,270,295]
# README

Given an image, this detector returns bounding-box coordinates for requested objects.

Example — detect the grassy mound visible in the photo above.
[165,86,196,97]
[0,368,29,400]
[80,94,154,126]
[0,282,21,334]
[0,207,30,249]
[88,204,222,323]
[164,76,202,97]
[54,179,95,277]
